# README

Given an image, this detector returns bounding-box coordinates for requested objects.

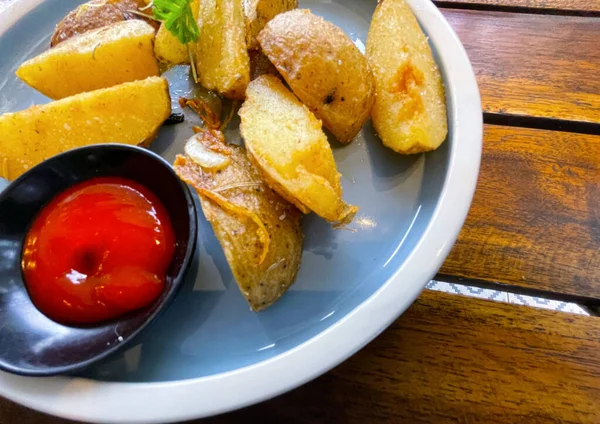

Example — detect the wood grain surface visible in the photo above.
[441,9,600,125]
[4,290,600,424]
[440,124,600,298]
[436,0,600,13]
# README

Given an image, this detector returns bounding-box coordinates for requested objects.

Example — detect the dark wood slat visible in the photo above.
[437,0,600,13]
[211,291,600,423]
[441,9,600,125]
[441,124,600,298]
[3,291,600,423]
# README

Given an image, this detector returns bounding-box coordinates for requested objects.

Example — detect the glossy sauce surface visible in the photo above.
[22,177,175,325]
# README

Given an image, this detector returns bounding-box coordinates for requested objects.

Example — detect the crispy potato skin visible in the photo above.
[244,0,297,50]
[258,9,374,144]
[173,137,303,311]
[366,0,448,154]
[195,0,250,99]
[0,77,170,180]
[50,0,157,47]
[17,21,159,99]
[240,75,358,225]
[249,50,279,80]
[154,0,200,65]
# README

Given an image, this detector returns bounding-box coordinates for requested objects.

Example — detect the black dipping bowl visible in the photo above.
[0,144,197,376]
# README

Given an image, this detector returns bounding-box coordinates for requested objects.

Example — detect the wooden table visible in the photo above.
[1,0,600,422]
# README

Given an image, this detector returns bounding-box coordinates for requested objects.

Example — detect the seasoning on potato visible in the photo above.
[195,0,250,99]
[0,77,170,180]
[244,0,297,50]
[366,0,448,154]
[258,9,374,144]
[240,75,358,226]
[17,20,160,100]
[174,129,303,311]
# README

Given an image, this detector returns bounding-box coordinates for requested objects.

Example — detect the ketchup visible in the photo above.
[21,177,175,325]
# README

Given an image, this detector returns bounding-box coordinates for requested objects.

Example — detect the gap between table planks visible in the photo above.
[436,0,600,14]
[439,8,600,128]
[2,290,600,424]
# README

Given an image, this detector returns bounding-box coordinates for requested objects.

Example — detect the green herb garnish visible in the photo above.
[153,0,199,45]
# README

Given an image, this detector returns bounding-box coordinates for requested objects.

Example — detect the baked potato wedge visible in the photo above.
[240,75,358,225]
[154,0,200,65]
[258,9,374,144]
[195,0,250,99]
[244,0,297,50]
[17,20,159,99]
[366,0,448,154]
[174,129,303,311]
[0,77,170,180]
[50,0,156,47]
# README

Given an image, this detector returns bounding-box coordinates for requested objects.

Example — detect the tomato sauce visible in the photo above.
[21,177,175,325]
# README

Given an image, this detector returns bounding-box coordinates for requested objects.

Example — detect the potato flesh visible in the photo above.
[366,0,448,154]
[154,0,199,65]
[195,0,250,99]
[0,77,171,180]
[243,0,297,50]
[173,131,303,311]
[17,20,159,100]
[258,9,374,144]
[240,75,358,224]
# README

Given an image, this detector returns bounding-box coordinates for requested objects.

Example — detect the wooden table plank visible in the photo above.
[441,9,600,125]
[3,290,600,423]
[440,124,600,298]
[437,0,600,13]
[211,291,600,423]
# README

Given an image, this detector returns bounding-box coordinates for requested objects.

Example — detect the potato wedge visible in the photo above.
[50,0,156,47]
[195,0,250,99]
[366,0,448,154]
[240,75,358,225]
[17,20,159,99]
[154,23,189,65]
[258,9,374,144]
[154,0,200,65]
[174,129,303,311]
[244,0,297,50]
[0,77,170,180]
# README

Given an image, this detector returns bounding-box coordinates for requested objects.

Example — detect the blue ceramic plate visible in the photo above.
[0,0,482,422]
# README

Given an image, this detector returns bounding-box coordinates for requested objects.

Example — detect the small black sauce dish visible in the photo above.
[0,144,197,376]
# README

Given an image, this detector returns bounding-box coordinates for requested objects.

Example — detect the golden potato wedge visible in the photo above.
[244,0,297,50]
[258,9,374,144]
[50,0,157,47]
[174,129,302,311]
[153,0,199,65]
[154,23,189,65]
[0,77,170,180]
[17,20,159,100]
[195,0,250,99]
[240,75,358,225]
[366,0,448,154]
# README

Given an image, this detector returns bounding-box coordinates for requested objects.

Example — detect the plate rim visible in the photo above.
[0,0,483,422]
